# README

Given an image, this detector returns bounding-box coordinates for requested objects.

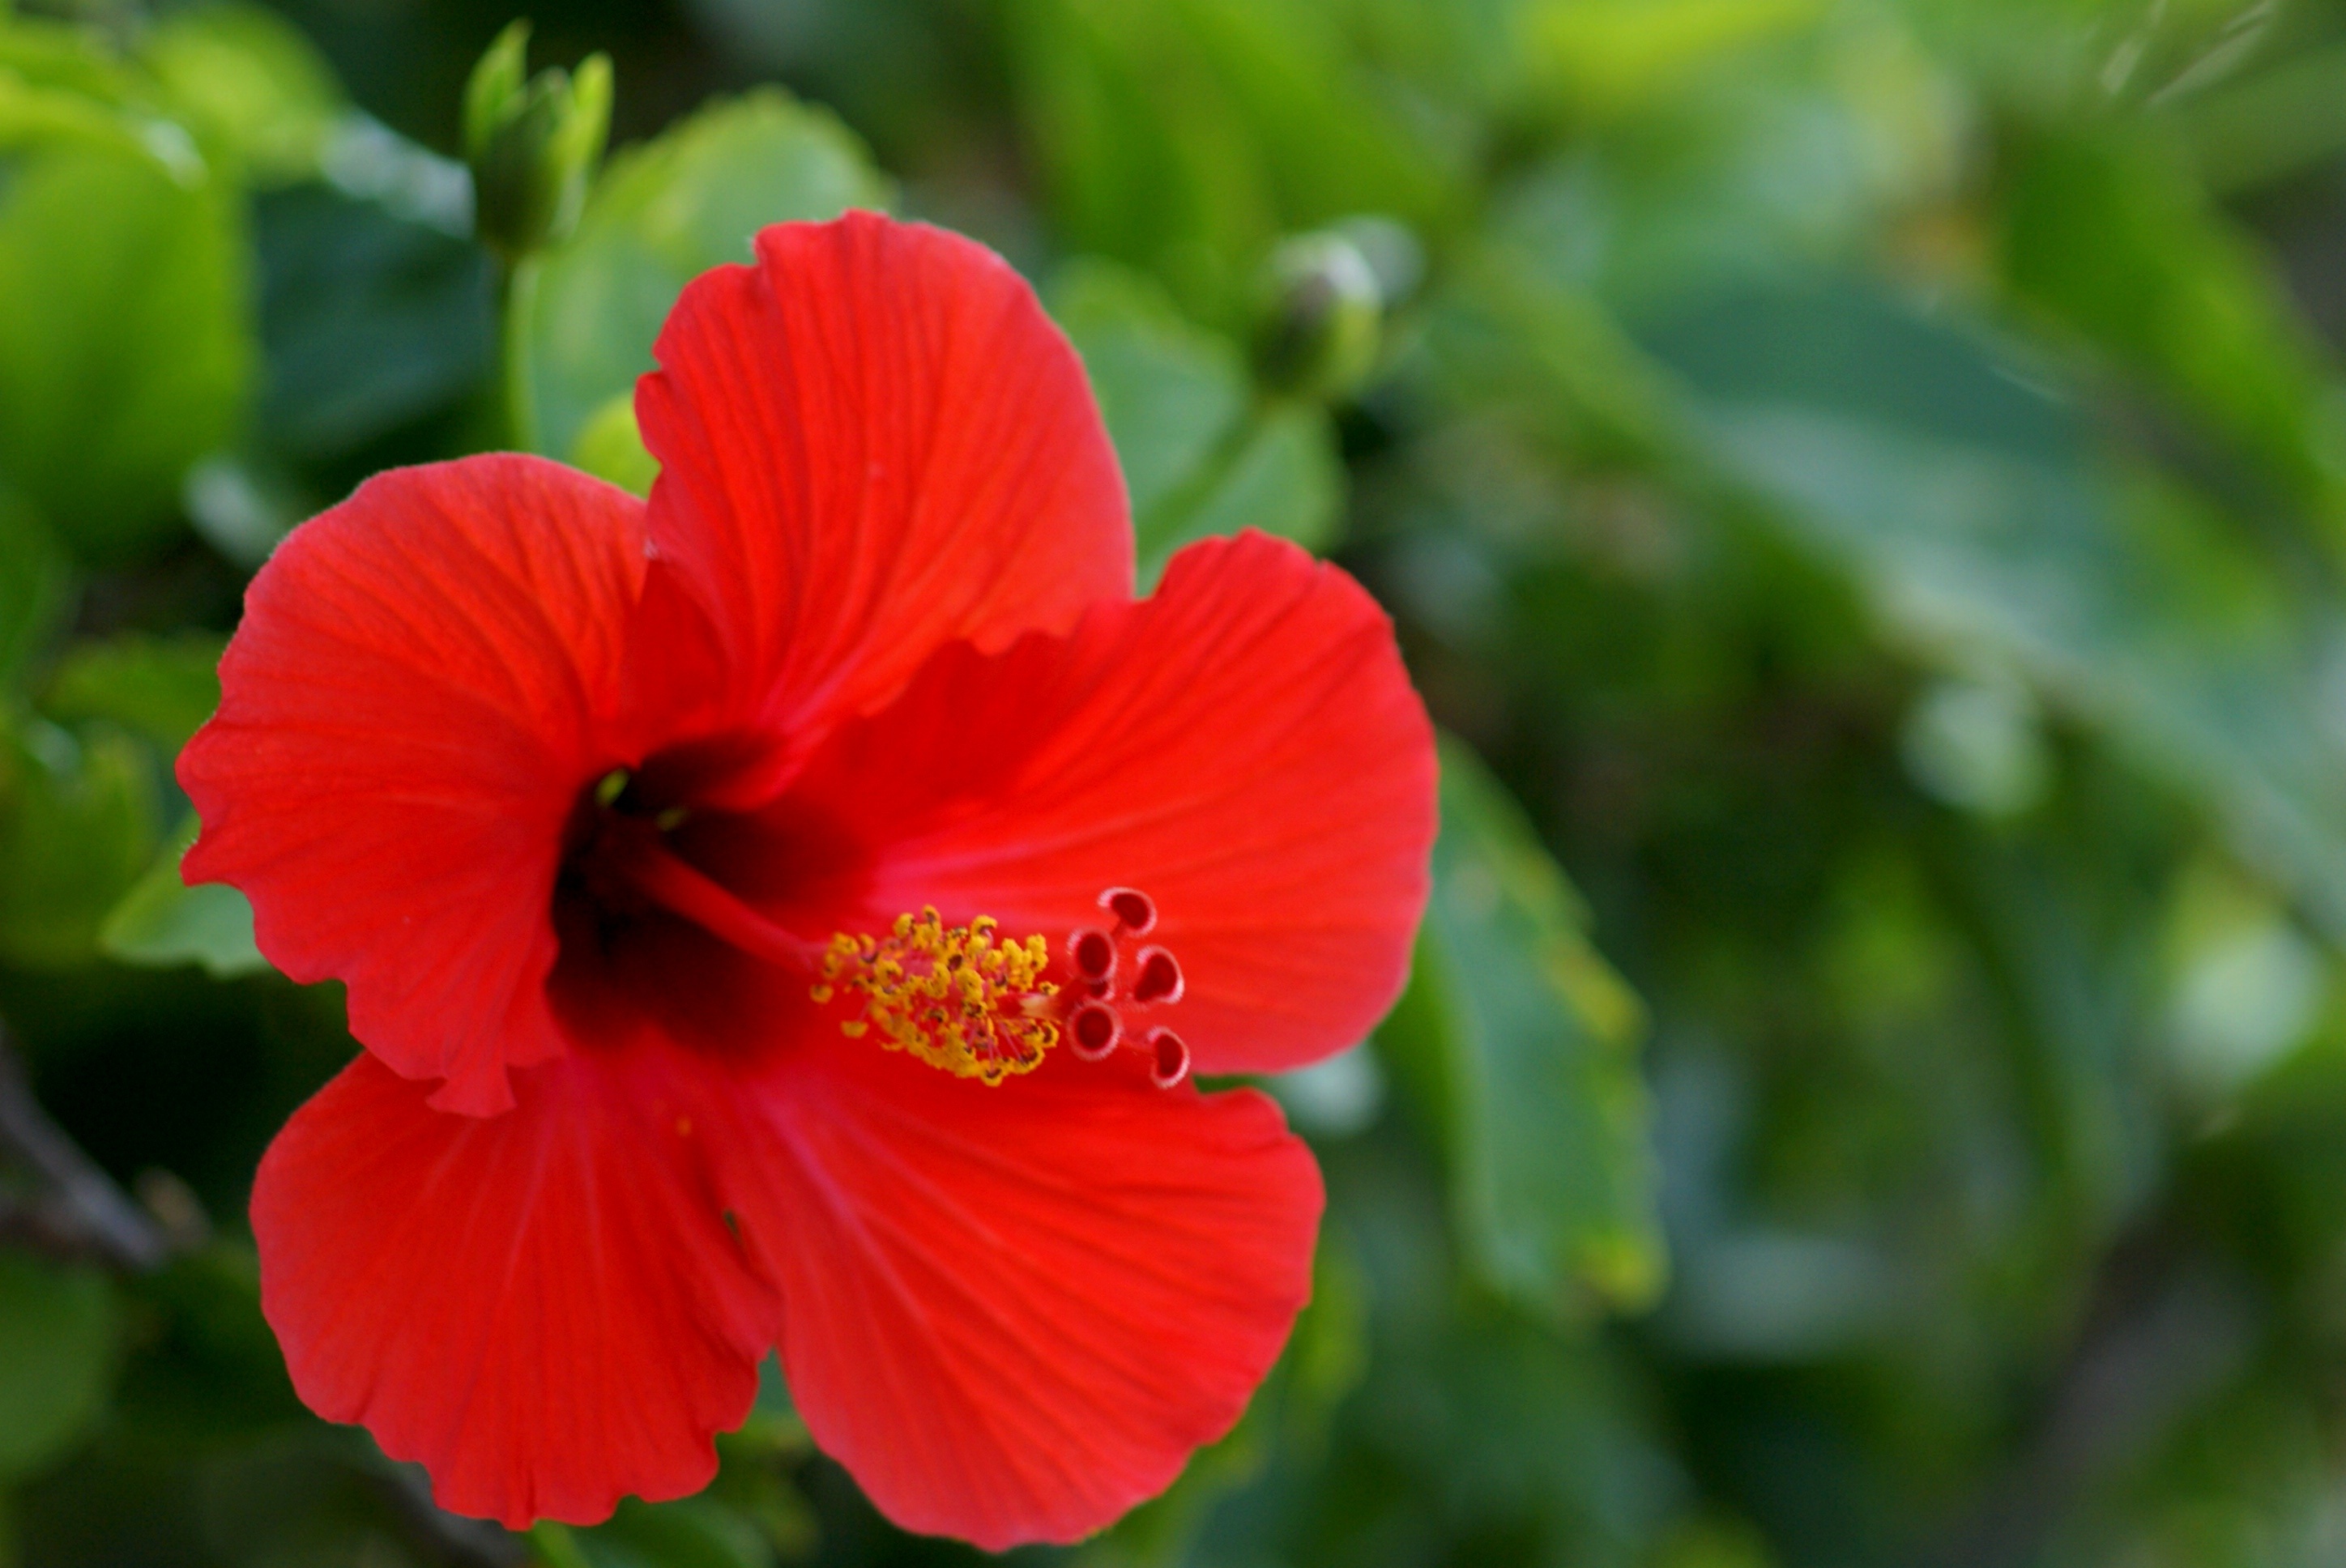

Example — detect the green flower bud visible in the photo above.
[1252,232,1384,403]
[463,20,611,262]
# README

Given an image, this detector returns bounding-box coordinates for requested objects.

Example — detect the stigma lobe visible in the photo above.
[1053,886,1189,1088]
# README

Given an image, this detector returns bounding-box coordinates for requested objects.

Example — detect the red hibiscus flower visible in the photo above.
[179,211,1435,1549]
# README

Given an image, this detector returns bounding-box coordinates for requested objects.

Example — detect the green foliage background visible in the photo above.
[5,0,2346,1563]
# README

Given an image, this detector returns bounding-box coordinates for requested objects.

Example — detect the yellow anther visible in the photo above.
[812,907,1060,1084]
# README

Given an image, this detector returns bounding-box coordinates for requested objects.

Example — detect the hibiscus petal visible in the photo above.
[710,1042,1321,1549]
[180,456,644,1114]
[634,211,1132,753]
[251,1047,774,1528]
[777,530,1437,1075]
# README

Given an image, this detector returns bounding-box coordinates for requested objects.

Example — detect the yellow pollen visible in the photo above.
[814,907,1060,1084]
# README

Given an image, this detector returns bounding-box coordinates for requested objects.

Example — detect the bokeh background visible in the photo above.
[7,0,2346,1563]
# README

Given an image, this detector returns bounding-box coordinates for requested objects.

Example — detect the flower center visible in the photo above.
[556,765,1190,1089]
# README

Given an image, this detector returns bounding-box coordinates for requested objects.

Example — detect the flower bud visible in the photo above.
[463,20,611,262]
[1252,232,1384,402]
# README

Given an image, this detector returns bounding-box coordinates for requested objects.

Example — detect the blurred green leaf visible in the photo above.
[0,722,160,967]
[2001,133,2346,542]
[1380,736,1664,1320]
[115,1244,301,1446]
[1162,0,1452,226]
[1640,280,2346,947]
[0,1252,115,1481]
[518,88,892,459]
[0,488,66,689]
[558,1497,773,1568]
[1052,258,1250,522]
[101,815,264,982]
[254,183,493,461]
[1051,257,1343,586]
[1525,0,1830,114]
[41,633,223,754]
[1491,22,1964,322]
[181,453,303,570]
[0,142,250,564]
[1649,1515,1774,1568]
[0,19,142,108]
[0,23,159,165]
[139,2,343,183]
[0,70,156,163]
[569,394,659,497]
[1347,1297,1678,1554]
[1008,0,1450,317]
[2179,42,2346,192]
[1093,1229,1371,1565]
[1144,401,1342,584]
[198,1429,468,1568]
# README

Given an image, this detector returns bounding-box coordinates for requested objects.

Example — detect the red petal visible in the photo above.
[709,1043,1321,1549]
[179,457,644,1114]
[251,1047,774,1528]
[634,212,1132,759]
[779,531,1436,1075]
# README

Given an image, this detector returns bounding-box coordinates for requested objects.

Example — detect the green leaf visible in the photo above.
[1051,258,1250,522]
[1098,1229,1371,1562]
[557,1497,773,1568]
[139,2,344,183]
[1163,0,1452,228]
[0,24,157,164]
[181,452,303,569]
[2001,134,2346,543]
[1489,27,1963,324]
[197,1425,492,1566]
[0,68,156,163]
[569,394,659,497]
[1379,736,1665,1320]
[1009,0,1451,317]
[100,813,264,981]
[517,88,891,459]
[2178,42,2346,192]
[1352,1301,1669,1538]
[0,142,251,564]
[0,18,143,108]
[0,722,161,967]
[1141,401,1342,586]
[253,182,495,461]
[1523,0,1831,114]
[0,1252,116,1481]
[0,488,67,689]
[41,633,224,754]
[1639,279,2346,945]
[1050,258,1344,586]
[1431,256,2346,958]
[116,1243,301,1445]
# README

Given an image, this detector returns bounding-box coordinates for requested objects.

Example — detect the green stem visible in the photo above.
[499,254,543,454]
[528,1522,591,1568]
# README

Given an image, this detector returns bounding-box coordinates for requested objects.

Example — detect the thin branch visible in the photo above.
[0,1021,173,1272]
[1934,1223,2254,1568]
[372,1463,533,1568]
